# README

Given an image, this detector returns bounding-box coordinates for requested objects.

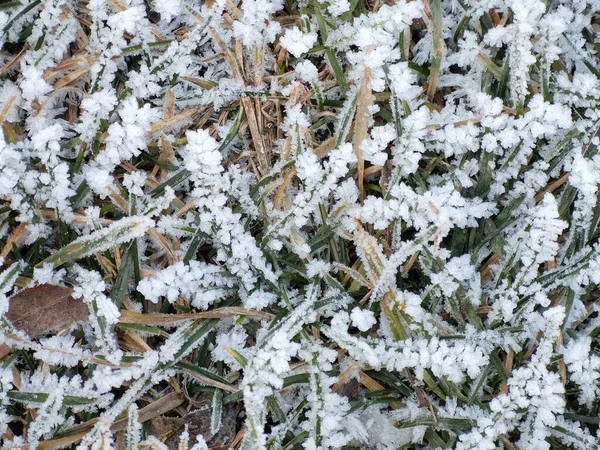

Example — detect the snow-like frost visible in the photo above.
[2,0,600,448]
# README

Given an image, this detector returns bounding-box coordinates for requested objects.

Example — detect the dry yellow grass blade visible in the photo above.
[119,307,275,325]
[353,66,373,202]
[479,252,500,281]
[180,75,217,89]
[363,165,382,177]
[174,199,197,218]
[352,222,409,339]
[225,0,244,19]
[53,66,93,89]
[534,171,570,203]
[107,187,131,213]
[425,116,485,131]
[381,290,408,340]
[401,251,420,275]
[352,221,385,283]
[253,45,264,87]
[228,426,247,449]
[0,95,18,122]
[314,136,336,159]
[241,97,270,174]
[110,392,186,430]
[158,133,175,179]
[1,121,21,143]
[39,209,113,226]
[555,331,568,387]
[0,45,27,76]
[147,228,179,264]
[273,168,296,210]
[0,222,27,262]
[358,370,385,391]
[271,84,319,209]
[359,371,402,409]
[185,6,241,79]
[163,89,175,121]
[95,253,117,278]
[186,6,270,174]
[42,54,96,81]
[500,348,515,395]
[332,361,359,393]
[120,329,153,352]
[32,430,90,450]
[149,107,201,134]
[426,0,443,100]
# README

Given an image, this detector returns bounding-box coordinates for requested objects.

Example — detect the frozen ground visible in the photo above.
[1,0,600,449]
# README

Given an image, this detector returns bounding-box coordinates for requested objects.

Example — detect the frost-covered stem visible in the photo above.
[309,352,325,448]
[353,66,372,202]
[426,0,442,100]
[78,319,217,447]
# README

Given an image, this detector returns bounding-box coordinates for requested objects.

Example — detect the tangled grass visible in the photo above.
[1,0,600,449]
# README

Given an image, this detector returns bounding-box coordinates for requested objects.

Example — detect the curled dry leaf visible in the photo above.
[0,284,89,358]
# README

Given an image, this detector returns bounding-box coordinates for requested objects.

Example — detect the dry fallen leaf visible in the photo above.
[0,284,89,358]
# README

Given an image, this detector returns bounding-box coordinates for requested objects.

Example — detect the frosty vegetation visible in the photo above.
[0,0,599,448]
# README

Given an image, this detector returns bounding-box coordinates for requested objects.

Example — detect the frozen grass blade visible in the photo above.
[353,66,372,201]
[41,216,153,268]
[426,0,443,100]
[2,1,600,449]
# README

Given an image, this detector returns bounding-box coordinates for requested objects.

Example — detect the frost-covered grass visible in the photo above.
[1,0,600,448]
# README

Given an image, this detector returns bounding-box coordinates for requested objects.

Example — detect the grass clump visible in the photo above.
[1,0,600,449]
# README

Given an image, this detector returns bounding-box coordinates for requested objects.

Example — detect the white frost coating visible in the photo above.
[34,335,92,367]
[184,129,224,177]
[94,97,160,171]
[2,0,600,447]
[520,194,566,267]
[280,27,317,57]
[70,216,153,257]
[151,0,182,22]
[72,268,122,363]
[295,60,320,83]
[562,337,600,408]
[137,260,234,309]
[350,307,376,331]
[323,0,350,16]
[212,325,249,371]
[232,0,283,47]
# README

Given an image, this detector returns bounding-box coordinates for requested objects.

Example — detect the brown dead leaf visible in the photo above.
[0,284,89,358]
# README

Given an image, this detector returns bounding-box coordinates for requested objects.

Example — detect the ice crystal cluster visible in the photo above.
[0,0,600,448]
